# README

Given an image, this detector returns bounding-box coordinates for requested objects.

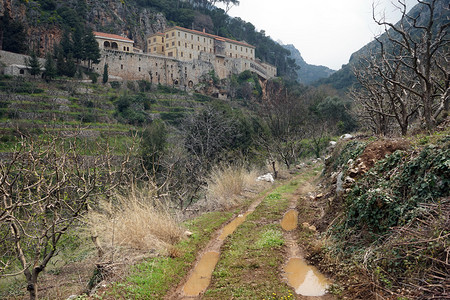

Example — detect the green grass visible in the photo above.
[102,210,234,299]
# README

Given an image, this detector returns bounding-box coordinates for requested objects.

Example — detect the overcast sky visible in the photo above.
[220,0,418,70]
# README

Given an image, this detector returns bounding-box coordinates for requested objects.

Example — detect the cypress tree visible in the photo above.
[43,52,57,81]
[84,28,101,70]
[103,63,109,84]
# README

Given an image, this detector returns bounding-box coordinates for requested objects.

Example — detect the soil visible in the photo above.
[359,139,409,170]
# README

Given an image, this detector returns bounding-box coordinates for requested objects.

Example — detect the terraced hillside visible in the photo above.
[0,76,216,153]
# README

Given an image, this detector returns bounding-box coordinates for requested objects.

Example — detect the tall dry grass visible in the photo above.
[86,185,184,257]
[203,165,263,210]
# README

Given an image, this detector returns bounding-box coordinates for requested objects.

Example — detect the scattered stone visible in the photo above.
[256,173,274,183]
[316,193,323,199]
[329,141,337,147]
[341,133,353,139]
[184,230,193,238]
[348,168,359,177]
[66,296,78,300]
[345,176,355,184]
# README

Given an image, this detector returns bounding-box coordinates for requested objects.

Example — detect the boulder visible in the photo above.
[256,173,274,183]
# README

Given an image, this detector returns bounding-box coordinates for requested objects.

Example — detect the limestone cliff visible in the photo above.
[1,0,168,54]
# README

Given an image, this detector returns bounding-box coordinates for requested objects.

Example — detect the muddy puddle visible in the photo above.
[284,257,329,296]
[282,207,330,297]
[281,209,298,231]
[183,251,220,297]
[219,212,250,240]
[181,209,255,297]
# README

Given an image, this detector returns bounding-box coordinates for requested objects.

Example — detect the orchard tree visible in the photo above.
[25,51,42,78]
[0,131,137,300]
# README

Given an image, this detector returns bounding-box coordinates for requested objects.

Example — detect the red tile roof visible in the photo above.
[94,32,134,43]
[171,26,255,48]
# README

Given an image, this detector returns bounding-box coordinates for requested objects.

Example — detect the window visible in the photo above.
[204,38,205,42]
[123,46,126,51]
[197,37,199,41]
[198,46,200,50]
[178,41,180,46]
[185,33,187,38]
[139,67,141,72]
[235,46,237,50]
[189,54,192,58]
[162,46,164,51]
[156,63,158,67]
[121,64,123,69]
[191,35,193,40]
[153,38,156,42]
[153,47,156,51]
[172,32,174,37]
[185,43,187,48]
[204,47,206,51]
[178,32,180,37]
[181,52,183,57]
[168,52,173,57]
[166,34,169,38]
[166,43,169,47]
[19,69,24,74]
[172,41,175,46]
[241,47,242,51]
[230,45,232,49]
[191,44,193,49]
[162,37,164,42]
[246,48,248,53]
[127,47,129,51]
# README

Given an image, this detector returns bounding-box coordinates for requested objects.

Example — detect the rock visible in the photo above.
[348,168,359,177]
[340,133,353,139]
[316,193,323,199]
[345,176,355,184]
[329,141,337,147]
[256,173,274,183]
[184,230,193,238]
[66,296,78,300]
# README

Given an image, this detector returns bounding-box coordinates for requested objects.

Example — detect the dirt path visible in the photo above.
[167,188,274,300]
[281,182,335,300]
[168,167,336,300]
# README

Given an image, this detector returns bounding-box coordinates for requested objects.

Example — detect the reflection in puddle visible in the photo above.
[284,257,329,296]
[183,252,220,296]
[281,210,298,231]
[219,213,249,240]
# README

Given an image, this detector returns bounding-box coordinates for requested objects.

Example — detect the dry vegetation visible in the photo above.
[201,165,266,211]
[85,185,184,259]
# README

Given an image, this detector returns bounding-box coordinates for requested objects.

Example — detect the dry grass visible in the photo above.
[85,185,184,258]
[203,165,263,210]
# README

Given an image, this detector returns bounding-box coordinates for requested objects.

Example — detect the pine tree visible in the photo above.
[26,51,42,78]
[55,46,66,76]
[60,30,73,57]
[103,63,109,84]
[43,52,57,81]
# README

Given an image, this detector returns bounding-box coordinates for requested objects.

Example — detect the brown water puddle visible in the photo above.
[281,209,298,231]
[218,212,250,240]
[183,251,220,297]
[284,257,329,296]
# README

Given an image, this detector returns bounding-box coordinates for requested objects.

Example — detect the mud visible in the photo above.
[281,209,299,231]
[182,252,220,297]
[285,257,329,296]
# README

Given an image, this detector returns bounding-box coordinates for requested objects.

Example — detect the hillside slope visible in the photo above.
[283,44,335,85]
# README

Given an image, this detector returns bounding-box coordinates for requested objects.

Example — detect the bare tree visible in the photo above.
[258,80,306,170]
[0,130,136,299]
[352,0,449,135]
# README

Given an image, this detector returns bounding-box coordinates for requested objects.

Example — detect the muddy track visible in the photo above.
[168,171,336,299]
[281,182,335,300]
[167,187,275,300]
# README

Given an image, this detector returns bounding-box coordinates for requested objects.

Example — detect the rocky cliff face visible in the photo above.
[282,44,335,85]
[1,0,168,54]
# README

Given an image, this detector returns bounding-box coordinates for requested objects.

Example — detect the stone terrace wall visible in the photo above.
[0,50,45,67]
